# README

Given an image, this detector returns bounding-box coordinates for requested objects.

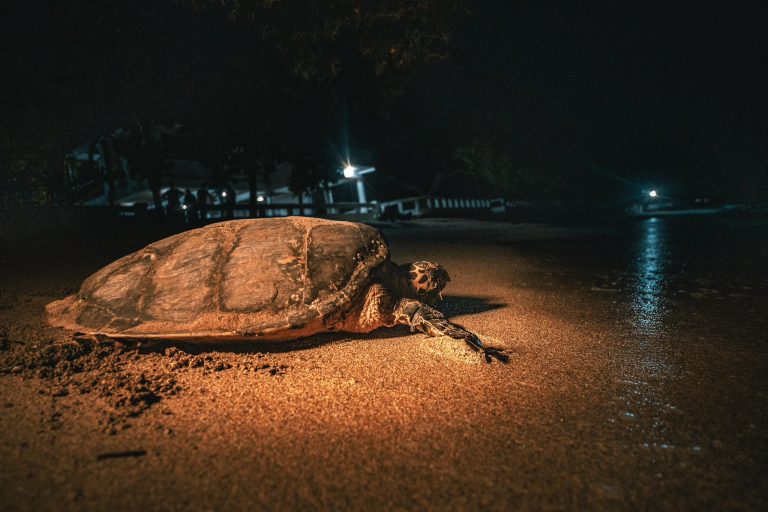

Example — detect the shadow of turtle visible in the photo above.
[440,295,506,318]
[130,295,506,355]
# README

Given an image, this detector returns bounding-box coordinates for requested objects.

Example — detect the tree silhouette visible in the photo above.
[122,121,173,212]
[1,0,468,205]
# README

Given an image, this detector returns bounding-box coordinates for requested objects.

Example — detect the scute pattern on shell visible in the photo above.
[46,217,389,341]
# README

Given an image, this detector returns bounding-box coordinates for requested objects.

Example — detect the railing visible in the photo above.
[111,197,508,219]
[378,196,506,217]
[118,202,380,218]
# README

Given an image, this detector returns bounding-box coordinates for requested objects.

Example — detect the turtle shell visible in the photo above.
[46,217,389,341]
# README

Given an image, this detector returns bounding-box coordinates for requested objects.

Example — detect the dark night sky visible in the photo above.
[451,1,768,190]
[2,1,767,200]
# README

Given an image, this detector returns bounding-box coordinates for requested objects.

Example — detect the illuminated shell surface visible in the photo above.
[46,217,389,341]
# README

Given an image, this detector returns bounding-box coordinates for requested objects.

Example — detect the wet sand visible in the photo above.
[1,214,767,510]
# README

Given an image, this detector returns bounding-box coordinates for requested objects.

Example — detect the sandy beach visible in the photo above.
[1,213,767,511]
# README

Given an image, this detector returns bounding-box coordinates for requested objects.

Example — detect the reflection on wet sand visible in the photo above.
[627,218,673,376]
[631,218,666,337]
[618,218,677,444]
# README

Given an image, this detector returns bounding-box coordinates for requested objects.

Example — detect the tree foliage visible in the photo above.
[185,0,467,126]
[452,140,578,200]
[0,136,57,204]
[1,0,467,205]
[120,121,174,211]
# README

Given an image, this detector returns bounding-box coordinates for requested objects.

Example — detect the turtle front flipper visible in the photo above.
[393,299,509,363]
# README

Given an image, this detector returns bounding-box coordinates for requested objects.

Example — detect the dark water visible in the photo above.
[507,215,768,327]
[623,217,767,346]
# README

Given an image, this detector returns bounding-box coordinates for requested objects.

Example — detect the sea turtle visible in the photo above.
[46,217,506,361]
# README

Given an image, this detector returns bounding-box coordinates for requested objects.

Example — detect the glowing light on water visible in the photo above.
[628,217,673,377]
[632,218,665,334]
[619,218,676,448]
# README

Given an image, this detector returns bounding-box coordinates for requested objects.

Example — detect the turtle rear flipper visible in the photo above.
[393,299,509,363]
[46,295,78,329]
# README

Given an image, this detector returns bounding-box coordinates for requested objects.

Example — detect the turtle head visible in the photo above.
[401,261,451,306]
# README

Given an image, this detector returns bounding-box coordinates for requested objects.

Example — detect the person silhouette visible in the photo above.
[196,182,212,221]
[184,188,198,223]
[162,181,183,218]
[224,183,236,219]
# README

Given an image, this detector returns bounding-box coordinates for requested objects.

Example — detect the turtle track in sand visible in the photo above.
[0,326,289,433]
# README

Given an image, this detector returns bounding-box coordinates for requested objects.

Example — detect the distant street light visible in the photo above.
[649,190,658,198]
[342,162,375,213]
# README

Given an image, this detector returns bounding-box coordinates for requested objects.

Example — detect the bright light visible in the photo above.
[649,190,658,198]
[182,204,187,210]
[222,191,227,197]
[257,195,265,202]
[343,164,357,178]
